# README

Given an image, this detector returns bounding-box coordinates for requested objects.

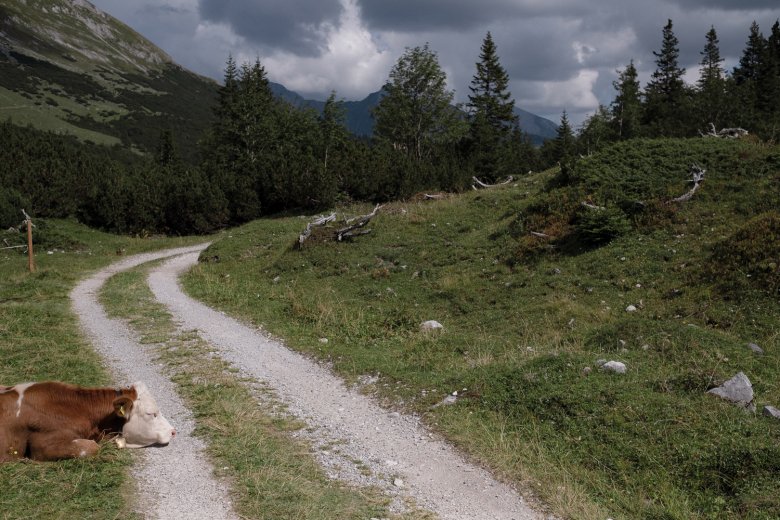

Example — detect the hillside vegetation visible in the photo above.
[183,137,780,519]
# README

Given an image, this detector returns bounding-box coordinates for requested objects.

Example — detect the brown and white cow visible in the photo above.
[0,381,175,462]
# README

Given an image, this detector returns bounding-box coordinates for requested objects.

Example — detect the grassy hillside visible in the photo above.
[183,137,780,519]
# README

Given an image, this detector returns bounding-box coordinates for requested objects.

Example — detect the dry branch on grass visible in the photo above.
[669,164,706,204]
[471,176,514,190]
[297,205,382,247]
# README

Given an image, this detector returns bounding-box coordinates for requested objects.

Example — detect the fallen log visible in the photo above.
[297,206,382,247]
[701,123,748,139]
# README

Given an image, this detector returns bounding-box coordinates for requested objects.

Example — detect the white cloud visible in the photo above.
[516,69,601,122]
[262,0,393,99]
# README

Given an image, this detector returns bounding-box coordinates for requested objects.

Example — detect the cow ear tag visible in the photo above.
[118,405,126,417]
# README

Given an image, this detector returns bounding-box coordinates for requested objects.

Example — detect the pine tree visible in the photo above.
[611,60,642,139]
[644,19,690,136]
[696,26,726,127]
[467,32,518,180]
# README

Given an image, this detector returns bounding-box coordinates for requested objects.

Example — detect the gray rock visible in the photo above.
[600,361,627,374]
[707,372,754,409]
[595,359,607,367]
[747,342,764,355]
[763,405,780,420]
[420,320,443,332]
[625,304,638,312]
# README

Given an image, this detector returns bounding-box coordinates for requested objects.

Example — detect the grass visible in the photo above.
[99,265,430,519]
[182,139,780,519]
[0,218,201,520]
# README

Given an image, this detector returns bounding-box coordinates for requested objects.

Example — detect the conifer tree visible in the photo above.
[373,44,464,161]
[731,22,767,129]
[611,60,642,139]
[644,19,690,136]
[696,27,726,127]
[468,32,518,180]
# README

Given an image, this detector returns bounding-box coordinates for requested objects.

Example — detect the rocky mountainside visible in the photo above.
[0,0,217,159]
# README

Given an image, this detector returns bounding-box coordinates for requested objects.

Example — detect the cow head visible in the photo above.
[114,382,176,448]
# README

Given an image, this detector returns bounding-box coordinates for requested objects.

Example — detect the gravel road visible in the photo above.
[71,245,238,520]
[73,245,549,520]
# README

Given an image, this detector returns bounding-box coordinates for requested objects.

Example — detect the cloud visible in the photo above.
[89,0,780,127]
[357,0,586,32]
[260,0,393,99]
[197,0,343,55]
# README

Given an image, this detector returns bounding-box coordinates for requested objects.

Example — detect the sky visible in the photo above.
[90,0,780,126]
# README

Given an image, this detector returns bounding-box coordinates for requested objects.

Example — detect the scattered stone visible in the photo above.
[272,276,281,284]
[707,372,754,410]
[431,393,458,408]
[393,478,404,488]
[600,361,627,374]
[550,268,562,275]
[420,320,443,332]
[318,338,329,344]
[747,342,764,355]
[595,359,607,367]
[763,405,780,420]
[626,304,638,312]
[582,367,592,376]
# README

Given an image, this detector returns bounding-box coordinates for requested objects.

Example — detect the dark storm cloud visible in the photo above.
[357,0,586,32]
[197,0,343,55]
[670,0,780,11]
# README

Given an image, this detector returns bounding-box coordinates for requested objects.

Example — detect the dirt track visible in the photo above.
[73,245,547,520]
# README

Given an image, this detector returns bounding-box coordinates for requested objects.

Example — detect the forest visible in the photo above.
[1,18,779,235]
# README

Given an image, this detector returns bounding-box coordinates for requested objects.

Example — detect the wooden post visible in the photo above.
[22,209,34,273]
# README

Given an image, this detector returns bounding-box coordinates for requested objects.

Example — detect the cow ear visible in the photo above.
[113,396,134,418]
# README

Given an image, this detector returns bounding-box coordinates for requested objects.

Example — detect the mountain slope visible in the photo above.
[0,0,218,159]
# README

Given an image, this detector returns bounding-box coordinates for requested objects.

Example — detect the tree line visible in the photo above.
[2,18,779,235]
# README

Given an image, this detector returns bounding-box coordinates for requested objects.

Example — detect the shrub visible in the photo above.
[574,206,631,245]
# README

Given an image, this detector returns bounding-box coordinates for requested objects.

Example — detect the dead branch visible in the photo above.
[423,193,444,200]
[701,123,748,139]
[581,201,605,211]
[471,176,514,189]
[669,164,706,204]
[337,204,382,241]
[530,231,550,239]
[298,213,336,245]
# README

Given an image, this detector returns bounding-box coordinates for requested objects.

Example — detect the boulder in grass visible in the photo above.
[763,405,780,420]
[747,343,764,355]
[420,320,443,332]
[600,361,627,374]
[707,372,754,411]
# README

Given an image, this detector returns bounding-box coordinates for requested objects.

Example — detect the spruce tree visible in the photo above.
[467,32,518,180]
[611,60,642,139]
[644,19,690,136]
[696,27,726,127]
[731,22,767,130]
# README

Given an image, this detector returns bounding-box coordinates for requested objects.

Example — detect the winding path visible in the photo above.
[73,245,548,520]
